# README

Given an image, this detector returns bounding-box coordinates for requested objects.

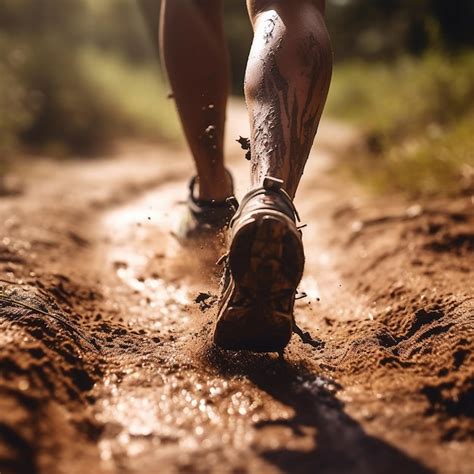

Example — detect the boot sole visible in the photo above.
[213,213,304,352]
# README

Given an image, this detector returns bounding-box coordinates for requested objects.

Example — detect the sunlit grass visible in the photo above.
[80,48,182,144]
[327,52,474,197]
[347,114,474,197]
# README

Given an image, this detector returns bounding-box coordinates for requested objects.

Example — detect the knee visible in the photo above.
[247,0,331,60]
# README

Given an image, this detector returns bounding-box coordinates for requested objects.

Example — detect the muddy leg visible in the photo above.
[245,0,332,198]
[160,0,231,201]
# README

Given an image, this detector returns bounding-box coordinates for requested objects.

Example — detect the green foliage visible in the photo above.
[223,0,253,94]
[80,48,180,144]
[347,114,474,197]
[327,52,474,196]
[1,0,472,166]
[0,34,117,156]
[0,36,33,152]
[0,0,179,157]
[327,0,474,60]
[328,53,474,136]
[85,0,160,64]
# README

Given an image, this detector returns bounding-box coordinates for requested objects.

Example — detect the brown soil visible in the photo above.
[0,106,472,474]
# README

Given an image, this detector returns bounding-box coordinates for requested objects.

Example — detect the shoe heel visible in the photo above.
[230,214,304,294]
[213,214,304,352]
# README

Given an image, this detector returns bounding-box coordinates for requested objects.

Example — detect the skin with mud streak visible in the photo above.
[245,5,332,197]
[0,109,473,473]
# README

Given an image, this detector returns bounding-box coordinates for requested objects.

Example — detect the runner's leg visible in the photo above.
[160,0,231,201]
[245,0,332,198]
[214,0,331,351]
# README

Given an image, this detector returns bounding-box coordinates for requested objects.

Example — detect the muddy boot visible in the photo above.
[174,172,238,245]
[214,177,305,353]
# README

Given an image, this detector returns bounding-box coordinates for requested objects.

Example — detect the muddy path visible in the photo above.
[0,104,473,474]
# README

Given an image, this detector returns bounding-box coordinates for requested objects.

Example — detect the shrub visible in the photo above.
[327,52,474,196]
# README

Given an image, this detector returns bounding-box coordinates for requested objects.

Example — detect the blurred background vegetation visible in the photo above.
[0,0,473,196]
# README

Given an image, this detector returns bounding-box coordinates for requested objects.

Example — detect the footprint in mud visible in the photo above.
[0,283,102,395]
[424,232,474,255]
[0,282,103,472]
[0,283,99,352]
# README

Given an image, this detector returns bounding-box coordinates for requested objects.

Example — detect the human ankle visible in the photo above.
[197,170,233,202]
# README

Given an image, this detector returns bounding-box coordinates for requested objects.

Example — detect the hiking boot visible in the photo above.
[175,173,238,244]
[214,177,305,353]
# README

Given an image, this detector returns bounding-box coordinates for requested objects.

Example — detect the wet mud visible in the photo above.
[0,115,473,474]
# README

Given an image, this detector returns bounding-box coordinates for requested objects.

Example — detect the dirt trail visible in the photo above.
[0,103,473,474]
